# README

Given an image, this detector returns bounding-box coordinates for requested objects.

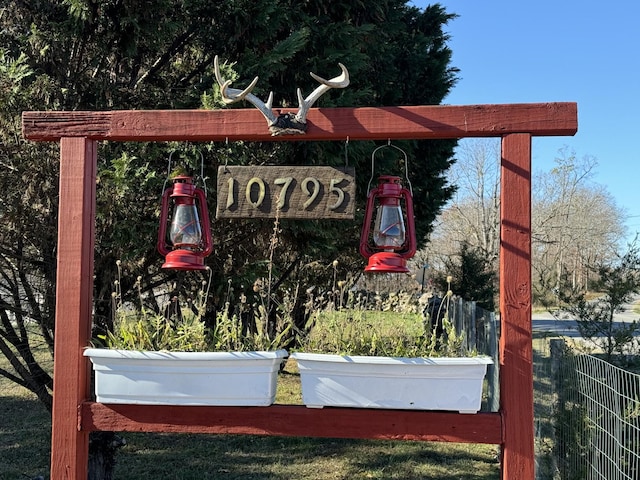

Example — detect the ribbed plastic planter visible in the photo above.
[84,348,288,406]
[292,353,492,413]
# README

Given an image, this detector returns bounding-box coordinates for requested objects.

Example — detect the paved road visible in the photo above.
[531,295,640,338]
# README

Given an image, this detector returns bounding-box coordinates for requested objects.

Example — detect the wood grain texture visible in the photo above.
[50,138,96,480]
[80,402,504,444]
[22,103,577,141]
[499,133,534,479]
[216,166,355,219]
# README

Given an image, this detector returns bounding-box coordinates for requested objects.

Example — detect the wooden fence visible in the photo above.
[449,297,500,412]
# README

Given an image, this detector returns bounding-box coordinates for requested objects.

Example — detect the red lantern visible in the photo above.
[359,175,416,273]
[157,175,213,271]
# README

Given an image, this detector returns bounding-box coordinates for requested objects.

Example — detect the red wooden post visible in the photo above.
[499,133,534,478]
[50,137,96,479]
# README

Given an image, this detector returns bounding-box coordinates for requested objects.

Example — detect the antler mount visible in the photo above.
[214,55,349,136]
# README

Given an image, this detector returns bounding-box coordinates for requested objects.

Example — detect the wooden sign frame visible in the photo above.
[22,102,578,480]
[216,165,355,219]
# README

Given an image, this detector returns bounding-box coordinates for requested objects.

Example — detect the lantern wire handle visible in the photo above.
[367,140,413,194]
[162,150,208,197]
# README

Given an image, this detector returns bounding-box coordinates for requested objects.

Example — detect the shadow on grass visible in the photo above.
[114,433,500,479]
[0,395,51,479]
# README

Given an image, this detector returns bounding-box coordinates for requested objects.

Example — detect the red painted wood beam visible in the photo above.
[80,402,504,445]
[499,133,534,479]
[22,103,577,142]
[50,138,97,479]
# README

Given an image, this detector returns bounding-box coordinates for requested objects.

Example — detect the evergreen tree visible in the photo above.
[436,241,497,312]
[1,3,459,476]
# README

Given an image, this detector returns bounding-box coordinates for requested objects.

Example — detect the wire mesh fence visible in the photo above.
[534,337,640,479]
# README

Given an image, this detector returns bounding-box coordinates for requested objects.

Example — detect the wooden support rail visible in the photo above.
[81,403,504,444]
[23,102,578,479]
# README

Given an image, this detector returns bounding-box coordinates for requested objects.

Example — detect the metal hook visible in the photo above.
[161,150,176,193]
[223,138,230,173]
[344,136,350,167]
[367,141,413,194]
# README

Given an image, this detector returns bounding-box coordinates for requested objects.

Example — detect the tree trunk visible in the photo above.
[88,432,126,480]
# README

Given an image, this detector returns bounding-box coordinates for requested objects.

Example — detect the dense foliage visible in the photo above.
[433,241,496,311]
[0,0,459,411]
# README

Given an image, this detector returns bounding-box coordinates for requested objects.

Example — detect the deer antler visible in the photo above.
[295,63,350,125]
[214,55,277,126]
[214,56,349,135]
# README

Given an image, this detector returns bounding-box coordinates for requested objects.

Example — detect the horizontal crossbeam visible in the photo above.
[23,103,577,142]
[80,402,504,444]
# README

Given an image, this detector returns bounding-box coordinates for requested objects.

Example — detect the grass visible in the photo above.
[0,311,501,479]
[108,433,500,479]
[0,372,52,479]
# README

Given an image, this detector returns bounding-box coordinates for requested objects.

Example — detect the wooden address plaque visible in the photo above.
[216,166,355,219]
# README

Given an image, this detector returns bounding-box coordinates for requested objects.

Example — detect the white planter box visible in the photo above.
[84,348,288,406]
[292,353,493,413]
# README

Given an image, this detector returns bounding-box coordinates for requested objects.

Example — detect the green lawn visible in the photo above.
[0,311,501,479]
[0,376,52,479]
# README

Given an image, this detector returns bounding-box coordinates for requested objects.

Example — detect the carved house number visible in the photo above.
[216,166,355,219]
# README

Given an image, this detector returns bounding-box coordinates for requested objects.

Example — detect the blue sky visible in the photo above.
[411,0,640,241]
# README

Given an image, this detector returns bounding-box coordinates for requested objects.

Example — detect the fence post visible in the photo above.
[487,312,500,412]
[50,137,96,479]
[548,338,565,477]
[468,301,477,352]
[549,338,565,391]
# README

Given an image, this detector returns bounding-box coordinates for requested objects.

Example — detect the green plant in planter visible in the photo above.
[300,279,471,358]
[294,278,493,412]
[100,309,209,352]
[102,305,292,352]
[301,308,465,357]
[207,304,293,352]
[97,263,292,352]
